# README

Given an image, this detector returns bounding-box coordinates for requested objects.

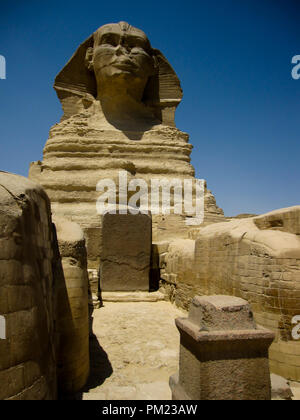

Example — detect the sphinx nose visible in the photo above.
[115,43,129,56]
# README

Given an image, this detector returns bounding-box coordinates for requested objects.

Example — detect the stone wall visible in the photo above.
[0,172,57,400]
[159,207,300,381]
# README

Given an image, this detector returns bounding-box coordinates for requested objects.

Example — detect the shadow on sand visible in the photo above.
[70,333,113,400]
[65,299,113,400]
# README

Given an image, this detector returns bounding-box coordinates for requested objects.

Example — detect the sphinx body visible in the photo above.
[29,22,224,267]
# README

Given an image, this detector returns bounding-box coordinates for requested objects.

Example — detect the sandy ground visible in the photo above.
[75,300,299,401]
[80,301,186,400]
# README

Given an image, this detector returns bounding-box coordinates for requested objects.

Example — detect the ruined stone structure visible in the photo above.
[159,206,300,381]
[54,218,90,395]
[170,295,274,400]
[0,172,57,400]
[0,172,90,399]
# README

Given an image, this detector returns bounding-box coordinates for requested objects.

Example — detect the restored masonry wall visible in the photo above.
[0,172,57,400]
[159,207,300,382]
[54,218,90,395]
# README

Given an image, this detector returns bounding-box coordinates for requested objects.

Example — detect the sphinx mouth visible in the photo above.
[112,58,137,71]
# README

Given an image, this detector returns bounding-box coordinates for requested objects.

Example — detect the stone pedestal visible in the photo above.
[100,212,152,291]
[170,295,275,400]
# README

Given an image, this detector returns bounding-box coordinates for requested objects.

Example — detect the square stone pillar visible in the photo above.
[100,212,152,291]
[170,295,275,400]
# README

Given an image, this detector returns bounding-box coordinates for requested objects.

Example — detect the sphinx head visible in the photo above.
[54,22,183,127]
[86,22,157,101]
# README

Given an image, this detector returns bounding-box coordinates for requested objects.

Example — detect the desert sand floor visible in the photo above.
[76,300,299,401]
[80,301,186,400]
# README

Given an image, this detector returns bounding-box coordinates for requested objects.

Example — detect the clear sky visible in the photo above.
[0,0,299,216]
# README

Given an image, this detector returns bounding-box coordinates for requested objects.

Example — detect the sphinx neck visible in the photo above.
[97,83,158,131]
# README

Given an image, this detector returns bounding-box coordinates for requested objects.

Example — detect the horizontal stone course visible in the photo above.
[0,172,57,400]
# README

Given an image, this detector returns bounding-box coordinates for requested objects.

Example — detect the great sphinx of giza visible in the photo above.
[29,21,224,268]
[28,22,300,383]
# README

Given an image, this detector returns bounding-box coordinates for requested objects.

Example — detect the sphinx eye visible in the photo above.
[128,39,146,50]
[100,35,118,47]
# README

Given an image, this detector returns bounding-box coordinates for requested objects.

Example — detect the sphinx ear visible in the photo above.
[54,34,97,118]
[144,48,183,126]
[151,49,159,70]
[85,47,94,71]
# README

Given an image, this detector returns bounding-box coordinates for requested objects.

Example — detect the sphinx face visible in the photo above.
[92,23,156,98]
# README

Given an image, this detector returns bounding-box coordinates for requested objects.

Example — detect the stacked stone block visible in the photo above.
[0,172,57,400]
[54,218,90,395]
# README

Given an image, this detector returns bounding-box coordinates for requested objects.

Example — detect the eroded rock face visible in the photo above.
[29,21,224,267]
[0,172,57,400]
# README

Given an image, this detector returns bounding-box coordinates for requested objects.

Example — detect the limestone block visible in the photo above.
[254,206,300,235]
[0,171,57,400]
[53,217,90,395]
[100,212,152,291]
[88,268,99,298]
[84,227,102,269]
[188,295,256,331]
[170,295,275,400]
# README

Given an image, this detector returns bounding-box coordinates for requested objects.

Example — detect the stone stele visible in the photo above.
[28,21,224,268]
[100,212,152,291]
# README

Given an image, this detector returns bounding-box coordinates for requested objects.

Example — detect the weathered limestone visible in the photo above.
[100,212,152,291]
[53,217,90,395]
[170,295,275,400]
[88,268,100,305]
[159,206,300,382]
[254,206,300,234]
[29,21,224,269]
[271,374,293,400]
[0,172,57,400]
